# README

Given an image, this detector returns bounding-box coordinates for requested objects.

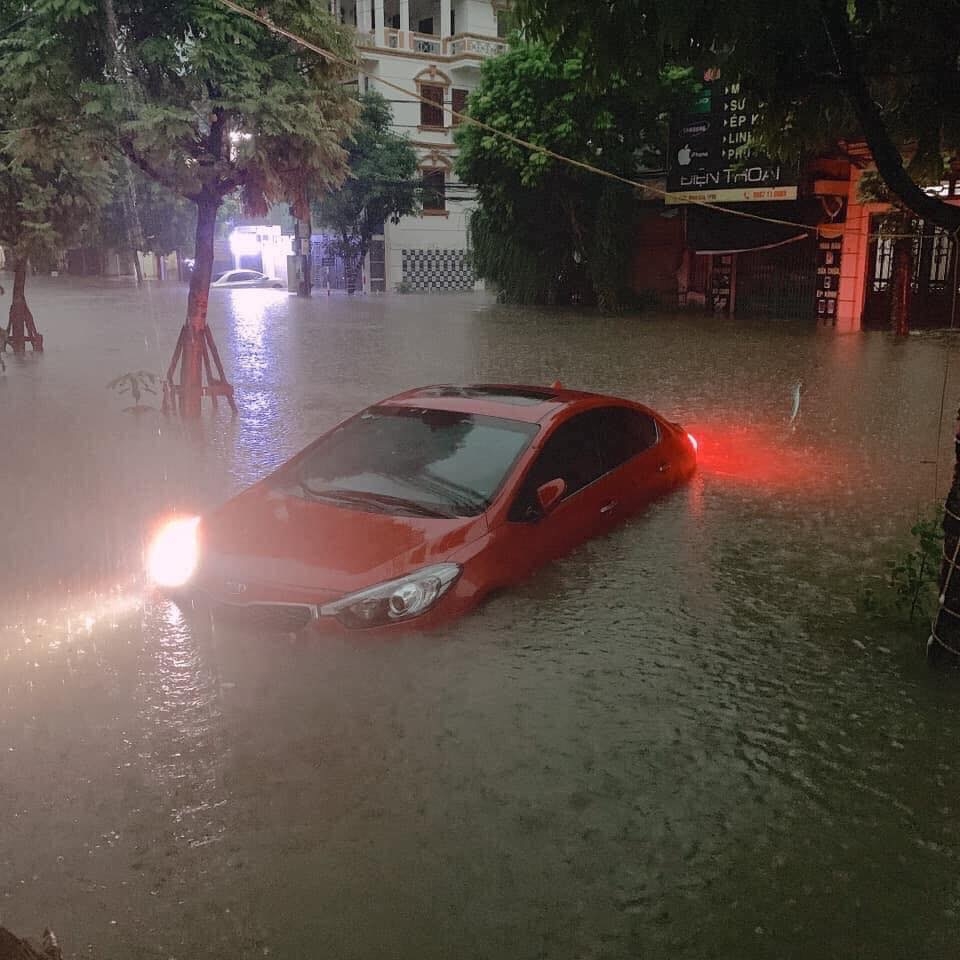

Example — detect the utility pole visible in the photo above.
[292,206,312,297]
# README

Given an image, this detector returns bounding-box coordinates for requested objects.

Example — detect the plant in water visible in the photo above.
[107,371,160,413]
[861,507,944,624]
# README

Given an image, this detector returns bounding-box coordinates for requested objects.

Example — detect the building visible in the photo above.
[330,0,509,293]
[647,154,960,332]
[651,73,960,331]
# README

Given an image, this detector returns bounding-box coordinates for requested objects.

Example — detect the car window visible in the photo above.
[290,406,538,517]
[593,406,660,471]
[508,412,605,520]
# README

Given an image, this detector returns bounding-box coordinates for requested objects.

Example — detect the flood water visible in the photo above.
[3,277,960,959]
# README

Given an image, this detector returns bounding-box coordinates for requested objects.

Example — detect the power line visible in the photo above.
[215,0,823,236]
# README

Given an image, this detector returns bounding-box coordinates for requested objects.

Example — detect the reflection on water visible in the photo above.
[3,280,960,957]
[134,602,226,849]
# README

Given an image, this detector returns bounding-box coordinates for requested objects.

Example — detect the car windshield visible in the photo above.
[289,406,538,517]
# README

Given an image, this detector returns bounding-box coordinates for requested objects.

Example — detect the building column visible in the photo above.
[357,0,371,36]
[440,0,451,43]
[836,167,871,333]
[374,0,384,44]
[399,0,409,46]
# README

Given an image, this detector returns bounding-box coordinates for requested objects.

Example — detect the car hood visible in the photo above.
[197,484,486,598]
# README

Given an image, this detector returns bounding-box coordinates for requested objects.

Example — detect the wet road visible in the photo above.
[3,277,960,959]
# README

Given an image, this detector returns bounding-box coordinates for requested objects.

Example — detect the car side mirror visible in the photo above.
[536,478,566,515]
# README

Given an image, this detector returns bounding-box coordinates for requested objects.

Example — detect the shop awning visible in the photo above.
[686,200,827,254]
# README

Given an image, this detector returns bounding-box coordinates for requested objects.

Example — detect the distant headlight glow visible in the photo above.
[147,516,201,588]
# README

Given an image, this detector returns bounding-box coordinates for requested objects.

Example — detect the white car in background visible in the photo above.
[211,269,284,289]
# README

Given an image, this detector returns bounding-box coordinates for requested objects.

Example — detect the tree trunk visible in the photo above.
[130,247,143,285]
[914,218,936,324]
[890,237,913,336]
[820,0,960,233]
[179,194,220,418]
[930,418,960,665]
[7,257,39,353]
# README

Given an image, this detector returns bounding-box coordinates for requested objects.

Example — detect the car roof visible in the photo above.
[380,383,638,424]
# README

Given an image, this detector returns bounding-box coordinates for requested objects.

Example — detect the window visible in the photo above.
[593,407,659,471]
[509,412,605,520]
[508,408,659,521]
[422,170,446,213]
[496,8,513,37]
[451,88,468,126]
[291,407,538,517]
[419,83,444,128]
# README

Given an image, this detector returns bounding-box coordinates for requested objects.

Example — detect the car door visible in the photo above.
[591,405,675,517]
[499,410,625,573]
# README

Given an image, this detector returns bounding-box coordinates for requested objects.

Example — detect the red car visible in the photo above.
[147,384,697,633]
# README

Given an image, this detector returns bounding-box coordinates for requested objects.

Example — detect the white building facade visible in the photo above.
[331,0,508,292]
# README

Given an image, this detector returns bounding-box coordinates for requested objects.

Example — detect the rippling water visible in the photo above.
[2,278,960,958]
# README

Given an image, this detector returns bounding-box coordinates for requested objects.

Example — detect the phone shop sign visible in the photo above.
[666,82,797,204]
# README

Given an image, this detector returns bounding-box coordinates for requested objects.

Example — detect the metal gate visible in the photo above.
[733,236,819,321]
[310,236,347,290]
[863,216,959,330]
[368,237,386,293]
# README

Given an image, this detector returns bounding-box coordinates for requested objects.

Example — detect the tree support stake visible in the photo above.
[161,323,237,415]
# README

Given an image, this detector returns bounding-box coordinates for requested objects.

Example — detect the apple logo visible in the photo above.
[677,144,692,166]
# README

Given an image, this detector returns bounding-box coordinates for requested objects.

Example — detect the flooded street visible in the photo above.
[4,277,960,959]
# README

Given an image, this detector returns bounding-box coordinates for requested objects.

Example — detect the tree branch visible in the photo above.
[819,0,960,231]
[117,137,184,196]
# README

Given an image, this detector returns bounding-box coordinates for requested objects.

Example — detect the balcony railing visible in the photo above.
[353,27,508,59]
[411,31,442,54]
[447,34,509,58]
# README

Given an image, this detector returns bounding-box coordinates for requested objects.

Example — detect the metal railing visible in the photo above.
[447,34,509,57]
[411,31,442,54]
[352,27,507,58]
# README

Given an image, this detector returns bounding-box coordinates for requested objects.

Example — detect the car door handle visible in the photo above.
[600,500,618,515]
[657,461,671,473]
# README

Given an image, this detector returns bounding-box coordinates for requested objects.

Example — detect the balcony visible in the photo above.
[353,27,507,59]
[412,31,443,55]
[447,34,509,58]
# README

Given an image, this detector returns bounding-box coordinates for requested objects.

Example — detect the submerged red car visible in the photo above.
[147,384,697,632]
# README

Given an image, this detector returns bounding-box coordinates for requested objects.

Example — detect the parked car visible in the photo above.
[147,384,698,633]
[211,269,284,289]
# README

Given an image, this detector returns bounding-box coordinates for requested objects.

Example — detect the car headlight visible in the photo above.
[320,563,461,629]
[146,516,201,588]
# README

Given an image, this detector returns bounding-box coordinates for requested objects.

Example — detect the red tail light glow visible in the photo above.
[687,432,698,453]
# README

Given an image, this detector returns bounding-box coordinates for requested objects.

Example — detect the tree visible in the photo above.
[97,160,196,279]
[513,0,960,231]
[84,0,359,416]
[516,0,960,662]
[455,40,694,308]
[312,91,419,293]
[0,0,109,352]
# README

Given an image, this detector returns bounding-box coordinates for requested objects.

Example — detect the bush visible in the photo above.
[860,507,943,624]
